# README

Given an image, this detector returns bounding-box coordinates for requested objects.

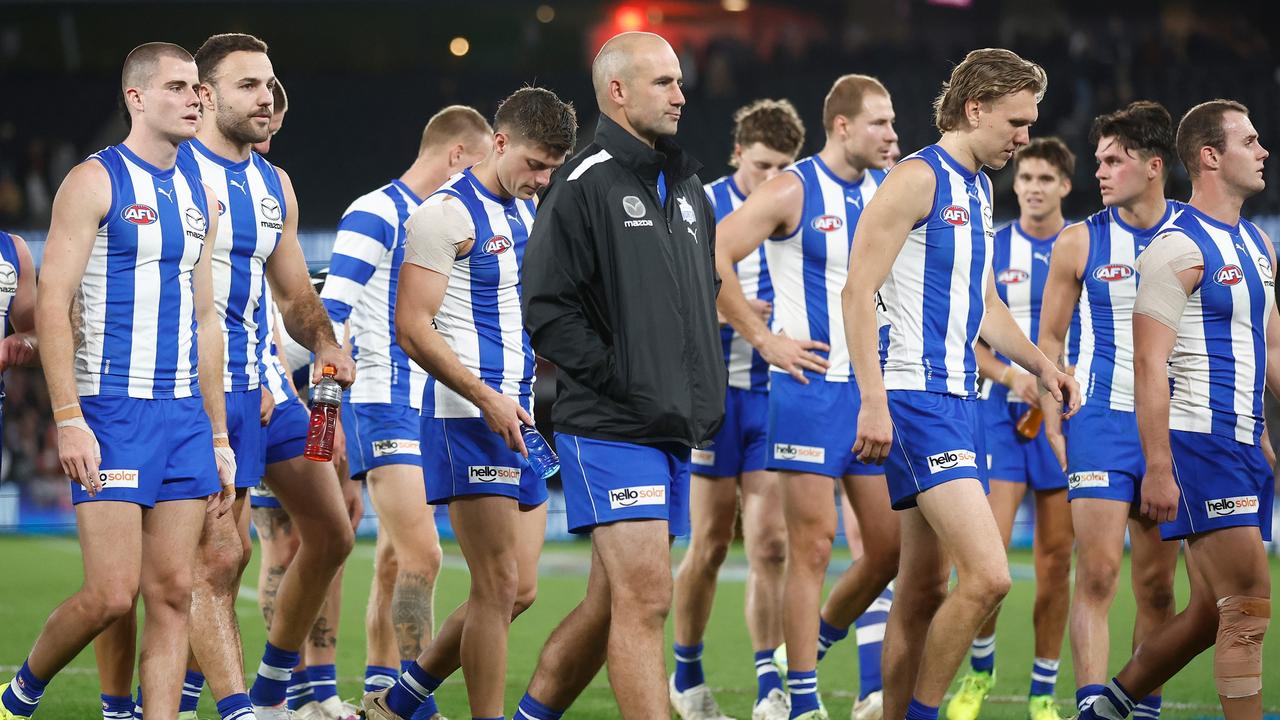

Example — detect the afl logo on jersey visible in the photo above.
[1214,264,1245,286]
[1093,264,1134,282]
[811,215,844,233]
[940,205,969,226]
[483,235,513,255]
[997,268,1030,285]
[217,200,227,216]
[121,204,158,225]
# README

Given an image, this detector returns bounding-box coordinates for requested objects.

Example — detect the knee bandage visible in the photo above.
[1215,595,1270,698]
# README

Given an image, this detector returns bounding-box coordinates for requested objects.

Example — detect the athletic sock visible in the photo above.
[102,693,134,720]
[1079,679,1137,720]
[181,670,205,713]
[249,642,300,707]
[672,642,705,691]
[754,648,784,703]
[854,586,892,698]
[787,669,819,718]
[365,665,399,693]
[905,698,939,720]
[969,634,996,674]
[385,662,442,718]
[1077,684,1106,711]
[410,694,442,720]
[216,693,256,720]
[309,664,338,703]
[132,685,143,719]
[1133,694,1161,720]
[1028,657,1059,697]
[287,667,315,711]
[816,617,849,662]
[2,661,49,717]
[514,692,564,720]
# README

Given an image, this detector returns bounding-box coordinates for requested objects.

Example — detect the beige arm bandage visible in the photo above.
[1133,232,1204,331]
[403,195,474,276]
[1215,595,1269,698]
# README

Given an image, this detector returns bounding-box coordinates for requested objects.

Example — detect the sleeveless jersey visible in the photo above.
[0,231,20,337]
[879,144,993,398]
[178,138,284,392]
[765,155,885,382]
[1161,205,1274,444]
[77,145,209,398]
[988,222,1060,400]
[416,169,537,418]
[1074,201,1177,411]
[706,175,772,391]
[320,179,429,408]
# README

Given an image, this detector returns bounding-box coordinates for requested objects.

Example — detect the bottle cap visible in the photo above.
[322,364,336,377]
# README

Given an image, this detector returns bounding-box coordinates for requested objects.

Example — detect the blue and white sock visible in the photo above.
[905,698,939,720]
[216,693,255,720]
[672,642,705,692]
[249,642,300,707]
[365,665,398,693]
[287,667,315,711]
[385,662,442,719]
[181,670,205,713]
[402,660,442,720]
[102,693,134,720]
[309,664,338,703]
[1133,694,1161,720]
[787,669,819,718]
[2,661,49,717]
[816,618,848,662]
[1078,679,1136,720]
[514,692,564,720]
[754,648,783,703]
[132,685,143,719]
[969,634,995,674]
[1029,657,1059,697]
[854,587,892,698]
[1077,684,1106,711]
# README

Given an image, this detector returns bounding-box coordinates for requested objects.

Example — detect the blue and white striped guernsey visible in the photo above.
[177,138,284,393]
[879,144,993,398]
[0,231,20,334]
[987,221,1059,400]
[766,156,885,382]
[706,174,772,391]
[1074,200,1177,411]
[320,179,428,408]
[76,145,210,398]
[1160,205,1274,445]
[418,169,537,418]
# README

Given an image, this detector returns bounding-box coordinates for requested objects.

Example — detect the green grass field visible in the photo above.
[1,535,1277,719]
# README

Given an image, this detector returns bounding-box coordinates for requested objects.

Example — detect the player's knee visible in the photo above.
[749,531,788,571]
[513,581,539,618]
[1076,560,1120,601]
[86,585,139,625]
[690,532,732,572]
[1135,577,1176,617]
[959,564,1011,605]
[1037,544,1073,587]
[400,538,443,580]
[202,535,245,586]
[1214,595,1269,698]
[472,559,520,606]
[860,545,901,586]
[787,527,834,572]
[611,567,673,625]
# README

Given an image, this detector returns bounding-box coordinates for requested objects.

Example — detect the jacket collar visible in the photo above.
[593,113,702,185]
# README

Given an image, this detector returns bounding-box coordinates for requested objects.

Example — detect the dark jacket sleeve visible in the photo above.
[522,179,621,397]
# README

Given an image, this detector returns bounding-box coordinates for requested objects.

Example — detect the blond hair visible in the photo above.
[933,48,1047,133]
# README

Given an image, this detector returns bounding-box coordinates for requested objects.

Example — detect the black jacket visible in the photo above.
[522,115,726,447]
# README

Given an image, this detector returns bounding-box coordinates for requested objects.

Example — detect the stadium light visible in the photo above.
[536,4,555,23]
[449,36,470,57]
[615,5,645,31]
[722,0,749,11]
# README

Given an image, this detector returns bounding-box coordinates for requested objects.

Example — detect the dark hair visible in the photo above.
[823,74,889,133]
[934,48,1047,133]
[1014,136,1075,178]
[120,42,194,126]
[194,33,269,83]
[272,78,288,113]
[493,86,577,157]
[1089,100,1176,177]
[731,99,805,164]
[1176,99,1251,178]
[419,105,492,153]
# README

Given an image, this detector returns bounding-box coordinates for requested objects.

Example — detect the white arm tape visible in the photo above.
[403,196,474,277]
[1133,232,1204,331]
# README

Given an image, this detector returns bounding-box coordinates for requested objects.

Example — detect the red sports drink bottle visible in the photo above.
[303,365,342,462]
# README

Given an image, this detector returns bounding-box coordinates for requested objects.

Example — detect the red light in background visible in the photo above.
[616,5,645,31]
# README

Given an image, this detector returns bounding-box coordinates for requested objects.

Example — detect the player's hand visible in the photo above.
[56,417,103,495]
[211,434,237,517]
[312,342,356,387]
[759,331,830,384]
[259,386,275,426]
[1139,464,1179,524]
[477,388,534,456]
[1036,364,1081,419]
[1010,371,1040,406]
[0,334,36,372]
[1045,427,1067,471]
[852,397,894,464]
[747,298,773,325]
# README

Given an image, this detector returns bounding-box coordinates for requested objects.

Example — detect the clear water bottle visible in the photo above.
[521,424,560,479]
[303,365,342,462]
